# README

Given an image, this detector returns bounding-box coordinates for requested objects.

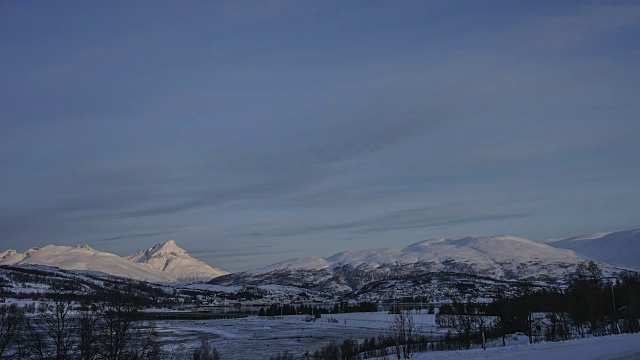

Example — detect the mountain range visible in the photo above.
[0,228,637,288]
[0,240,227,283]
[211,231,639,293]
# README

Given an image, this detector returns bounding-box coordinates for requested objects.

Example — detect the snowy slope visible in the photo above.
[212,235,609,292]
[545,229,640,268]
[0,244,171,282]
[254,235,588,276]
[126,240,228,282]
[0,241,227,283]
[412,333,640,360]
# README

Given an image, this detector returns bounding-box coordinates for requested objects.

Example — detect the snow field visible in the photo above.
[410,333,640,360]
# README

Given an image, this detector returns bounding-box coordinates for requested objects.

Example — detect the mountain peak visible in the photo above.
[128,240,187,262]
[152,240,184,253]
[126,240,228,282]
[74,244,95,251]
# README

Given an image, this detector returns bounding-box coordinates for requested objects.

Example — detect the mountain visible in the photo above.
[126,240,228,282]
[0,244,171,282]
[545,229,640,268]
[0,241,227,283]
[211,235,613,293]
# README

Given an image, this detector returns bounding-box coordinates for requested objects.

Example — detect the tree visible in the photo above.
[0,304,25,359]
[192,339,220,360]
[98,280,162,360]
[28,294,76,360]
[435,300,479,349]
[269,351,294,360]
[391,309,417,359]
[77,304,100,360]
[567,261,607,336]
[99,286,138,360]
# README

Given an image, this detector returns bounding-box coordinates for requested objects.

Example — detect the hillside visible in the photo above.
[211,235,612,293]
[127,240,228,282]
[545,229,640,268]
[0,241,226,283]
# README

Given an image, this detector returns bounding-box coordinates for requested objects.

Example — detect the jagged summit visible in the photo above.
[127,240,228,282]
[128,240,186,263]
[0,240,228,283]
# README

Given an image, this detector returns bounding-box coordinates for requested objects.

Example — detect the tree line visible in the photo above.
[257,301,378,317]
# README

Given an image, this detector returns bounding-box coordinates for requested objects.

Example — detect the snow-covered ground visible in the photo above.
[156,312,442,359]
[412,333,640,360]
[153,312,640,360]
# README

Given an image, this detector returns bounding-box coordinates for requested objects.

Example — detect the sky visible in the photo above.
[1,1,639,272]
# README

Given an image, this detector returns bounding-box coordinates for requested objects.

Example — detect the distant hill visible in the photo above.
[211,235,618,293]
[545,229,640,269]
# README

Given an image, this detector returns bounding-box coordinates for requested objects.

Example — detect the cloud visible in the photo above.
[237,206,532,238]
[89,231,175,244]
[504,3,640,54]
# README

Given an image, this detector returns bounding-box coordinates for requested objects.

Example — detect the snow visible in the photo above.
[323,311,440,332]
[410,333,640,360]
[545,229,640,269]
[251,257,332,273]
[0,241,228,283]
[248,235,596,280]
[0,249,28,263]
[127,240,228,282]
[152,312,640,360]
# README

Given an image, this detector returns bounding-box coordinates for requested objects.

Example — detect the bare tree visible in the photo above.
[435,300,477,349]
[77,304,100,360]
[390,309,417,359]
[28,294,76,360]
[0,304,25,359]
[98,282,140,360]
[129,324,163,360]
[98,280,163,360]
[192,339,220,360]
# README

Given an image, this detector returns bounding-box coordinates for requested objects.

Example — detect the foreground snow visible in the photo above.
[413,333,640,360]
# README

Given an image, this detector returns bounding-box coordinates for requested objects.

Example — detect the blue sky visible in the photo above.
[1,1,639,272]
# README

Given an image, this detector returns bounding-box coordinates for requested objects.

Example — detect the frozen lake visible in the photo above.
[155,312,444,359]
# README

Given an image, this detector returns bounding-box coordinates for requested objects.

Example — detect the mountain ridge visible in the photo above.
[0,240,227,283]
[545,228,640,268]
[127,240,228,281]
[211,234,631,293]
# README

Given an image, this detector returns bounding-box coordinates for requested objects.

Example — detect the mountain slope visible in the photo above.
[211,235,607,293]
[545,229,640,268]
[0,244,171,282]
[126,240,228,282]
[0,241,227,283]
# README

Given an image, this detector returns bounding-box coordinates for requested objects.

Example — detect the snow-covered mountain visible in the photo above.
[126,240,228,282]
[0,241,227,283]
[210,235,622,293]
[545,229,640,269]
